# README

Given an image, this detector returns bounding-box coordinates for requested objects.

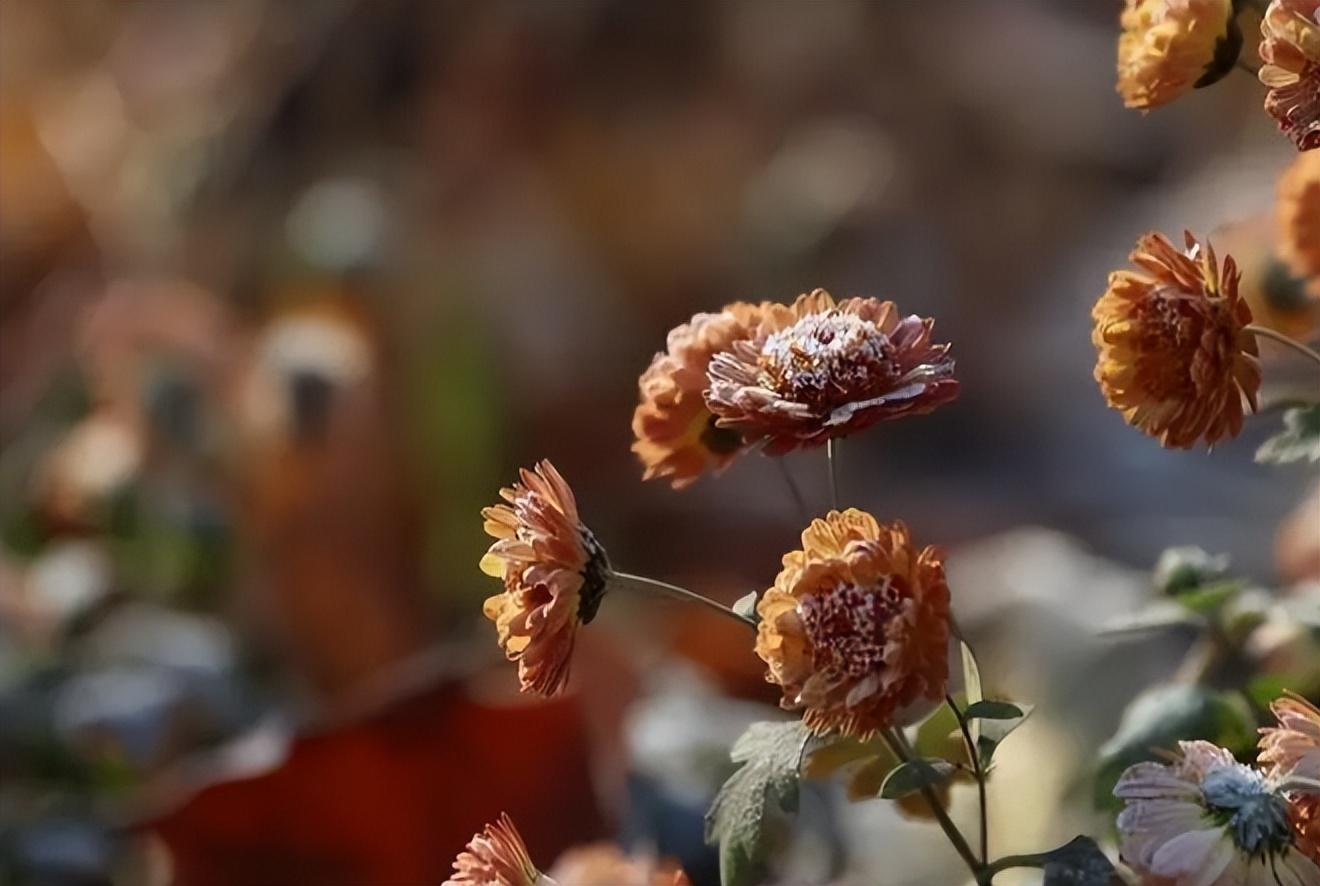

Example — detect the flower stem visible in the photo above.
[947,695,989,864]
[609,572,757,629]
[775,459,810,523]
[826,438,841,511]
[1246,324,1320,370]
[879,727,983,880]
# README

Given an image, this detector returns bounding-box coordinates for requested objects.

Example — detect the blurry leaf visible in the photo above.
[1153,546,1230,596]
[914,700,963,763]
[732,591,759,623]
[878,758,955,799]
[1257,405,1320,465]
[1094,685,1255,809]
[704,720,808,886]
[964,701,1023,721]
[1171,580,1243,615]
[1040,836,1121,885]
[802,733,898,801]
[1098,601,1198,636]
[1248,674,1292,709]
[960,639,983,745]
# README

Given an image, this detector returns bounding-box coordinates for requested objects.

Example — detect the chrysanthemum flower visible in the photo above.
[1279,153,1320,288]
[1260,694,1320,864]
[631,302,766,488]
[1114,741,1320,885]
[480,460,610,696]
[706,290,957,455]
[1092,230,1261,448]
[445,814,554,886]
[754,509,950,738]
[1117,0,1237,110]
[548,844,691,886]
[1260,0,1320,151]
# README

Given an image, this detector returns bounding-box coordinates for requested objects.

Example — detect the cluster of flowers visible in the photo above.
[1118,0,1320,151]
[1114,696,1320,884]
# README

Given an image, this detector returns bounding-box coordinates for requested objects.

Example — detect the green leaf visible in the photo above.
[960,639,983,745]
[913,700,964,763]
[1170,579,1243,615]
[963,701,1024,721]
[1040,836,1121,885]
[1094,684,1255,809]
[1257,404,1320,465]
[975,702,1034,770]
[731,591,759,622]
[878,758,955,799]
[705,720,809,886]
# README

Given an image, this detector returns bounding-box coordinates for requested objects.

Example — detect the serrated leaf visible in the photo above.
[878,758,955,799]
[1041,835,1121,885]
[732,590,759,622]
[1094,685,1255,809]
[1257,404,1320,465]
[705,720,809,886]
[964,700,1024,721]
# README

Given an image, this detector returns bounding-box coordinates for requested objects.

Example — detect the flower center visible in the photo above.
[757,311,899,410]
[1133,289,1231,400]
[1202,765,1294,858]
[798,578,904,680]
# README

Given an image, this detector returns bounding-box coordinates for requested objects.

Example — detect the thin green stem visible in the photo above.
[826,438,840,511]
[610,572,757,629]
[947,695,989,864]
[1246,324,1320,370]
[775,459,810,523]
[879,728,982,879]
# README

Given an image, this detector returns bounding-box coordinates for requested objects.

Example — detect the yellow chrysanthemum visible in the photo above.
[1092,230,1261,448]
[1117,0,1236,110]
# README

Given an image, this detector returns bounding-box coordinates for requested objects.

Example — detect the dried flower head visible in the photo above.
[1279,153,1320,289]
[480,460,610,696]
[706,290,957,455]
[1117,0,1237,110]
[754,509,950,738]
[1260,0,1320,151]
[445,814,553,886]
[548,844,691,886]
[1092,230,1261,448]
[1115,741,1320,884]
[1260,694,1320,864]
[631,303,766,488]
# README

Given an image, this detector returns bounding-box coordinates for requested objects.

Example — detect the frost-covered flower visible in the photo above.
[632,302,767,488]
[1260,0,1320,151]
[1115,740,1320,885]
[1278,153,1320,290]
[1117,0,1236,110]
[445,814,554,886]
[706,290,957,455]
[1092,230,1260,448]
[754,509,950,738]
[480,460,610,696]
[1261,694,1320,864]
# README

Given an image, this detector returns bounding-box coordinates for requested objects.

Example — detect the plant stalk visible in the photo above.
[1246,324,1320,370]
[879,727,982,880]
[609,572,757,629]
[947,695,989,864]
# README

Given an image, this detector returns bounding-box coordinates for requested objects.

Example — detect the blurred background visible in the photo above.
[2,1,1318,884]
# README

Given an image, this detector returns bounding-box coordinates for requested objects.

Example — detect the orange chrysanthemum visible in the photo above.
[706,290,957,455]
[1092,230,1261,448]
[548,845,692,886]
[1117,0,1236,110]
[631,302,766,488]
[754,509,951,739]
[1260,0,1320,151]
[445,814,548,886]
[1279,153,1320,291]
[1260,694,1320,864]
[480,460,610,696]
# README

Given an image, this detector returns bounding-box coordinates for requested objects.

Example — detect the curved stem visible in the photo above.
[879,728,982,879]
[609,572,757,629]
[1246,324,1320,370]
[826,438,841,511]
[947,695,989,864]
